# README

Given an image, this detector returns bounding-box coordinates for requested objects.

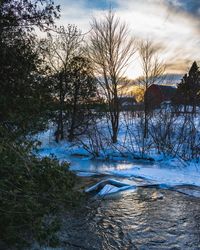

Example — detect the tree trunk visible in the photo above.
[55,74,64,142]
[58,109,64,139]
[110,93,119,144]
[68,108,76,142]
[68,85,78,142]
[112,129,118,143]
[111,111,118,143]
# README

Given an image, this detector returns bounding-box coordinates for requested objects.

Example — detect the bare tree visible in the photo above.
[138,39,165,140]
[88,10,135,143]
[40,25,82,140]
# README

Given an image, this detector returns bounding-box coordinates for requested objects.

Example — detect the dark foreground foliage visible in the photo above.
[0,1,84,248]
[0,129,83,249]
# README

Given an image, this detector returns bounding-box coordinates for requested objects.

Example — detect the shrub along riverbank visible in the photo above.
[0,131,84,249]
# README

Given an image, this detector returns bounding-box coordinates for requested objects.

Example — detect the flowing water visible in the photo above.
[36,130,200,249]
[59,185,200,250]
[53,158,200,250]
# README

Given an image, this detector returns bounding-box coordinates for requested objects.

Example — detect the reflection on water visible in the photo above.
[68,156,155,173]
[60,187,200,250]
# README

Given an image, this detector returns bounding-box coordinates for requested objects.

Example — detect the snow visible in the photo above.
[98,184,131,196]
[175,186,200,198]
[85,179,137,197]
[34,110,200,196]
[76,171,101,177]
[107,164,200,187]
[35,129,200,188]
[35,109,200,163]
[98,184,120,195]
[85,179,131,192]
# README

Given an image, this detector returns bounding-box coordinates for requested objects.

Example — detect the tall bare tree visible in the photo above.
[40,25,82,140]
[88,10,135,143]
[138,39,165,139]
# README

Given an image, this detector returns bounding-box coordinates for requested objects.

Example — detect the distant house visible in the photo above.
[118,96,137,110]
[145,84,177,109]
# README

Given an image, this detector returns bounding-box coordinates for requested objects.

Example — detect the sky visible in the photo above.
[55,0,200,79]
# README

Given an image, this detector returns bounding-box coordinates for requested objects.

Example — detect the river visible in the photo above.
[47,156,200,250]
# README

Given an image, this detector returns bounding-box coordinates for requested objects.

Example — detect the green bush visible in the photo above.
[0,134,83,248]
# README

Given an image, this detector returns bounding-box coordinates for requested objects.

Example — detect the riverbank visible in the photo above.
[35,127,200,190]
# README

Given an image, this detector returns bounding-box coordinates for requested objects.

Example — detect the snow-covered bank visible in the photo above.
[107,164,200,187]
[35,109,200,163]
[34,113,200,191]
[35,132,200,188]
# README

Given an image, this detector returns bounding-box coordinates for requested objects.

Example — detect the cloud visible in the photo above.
[166,0,200,16]
[55,0,200,79]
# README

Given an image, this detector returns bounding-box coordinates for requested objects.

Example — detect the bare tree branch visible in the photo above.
[87,10,136,143]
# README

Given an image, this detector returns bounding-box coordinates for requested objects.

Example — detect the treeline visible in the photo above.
[174,61,200,112]
[0,1,83,248]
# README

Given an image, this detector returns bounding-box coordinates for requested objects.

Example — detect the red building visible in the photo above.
[145,84,176,109]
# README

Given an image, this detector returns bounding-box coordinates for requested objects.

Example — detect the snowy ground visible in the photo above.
[34,110,200,197]
[36,113,200,160]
